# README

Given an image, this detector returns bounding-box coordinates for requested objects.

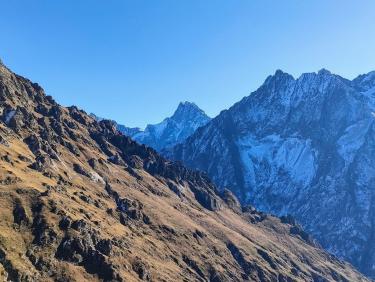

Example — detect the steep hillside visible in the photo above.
[0,62,369,281]
[167,69,375,278]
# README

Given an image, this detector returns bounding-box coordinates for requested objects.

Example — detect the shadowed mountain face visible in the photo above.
[0,63,370,281]
[167,69,375,278]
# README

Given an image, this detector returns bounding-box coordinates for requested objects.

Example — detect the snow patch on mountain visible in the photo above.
[337,119,372,165]
[4,110,15,124]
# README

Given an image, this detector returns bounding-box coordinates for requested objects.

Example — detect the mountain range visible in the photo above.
[166,69,375,278]
[1,61,369,281]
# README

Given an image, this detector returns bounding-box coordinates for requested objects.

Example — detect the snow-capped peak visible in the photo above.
[108,102,211,151]
[318,68,332,76]
[171,101,208,123]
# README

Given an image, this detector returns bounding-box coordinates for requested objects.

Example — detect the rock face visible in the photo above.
[0,62,370,281]
[167,69,375,278]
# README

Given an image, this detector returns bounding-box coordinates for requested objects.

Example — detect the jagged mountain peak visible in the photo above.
[297,68,346,81]
[260,68,348,97]
[176,100,200,110]
[352,70,375,92]
[264,68,349,87]
[121,101,211,151]
[317,68,331,75]
[273,69,293,78]
[167,68,375,278]
[263,69,294,87]
[171,101,208,121]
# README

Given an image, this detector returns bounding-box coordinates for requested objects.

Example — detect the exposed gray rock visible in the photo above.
[222,189,241,213]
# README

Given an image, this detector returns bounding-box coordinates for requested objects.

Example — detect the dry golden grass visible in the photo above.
[1,136,366,281]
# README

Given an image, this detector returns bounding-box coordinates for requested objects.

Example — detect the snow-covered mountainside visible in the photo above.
[92,102,210,152]
[128,101,211,151]
[167,69,375,278]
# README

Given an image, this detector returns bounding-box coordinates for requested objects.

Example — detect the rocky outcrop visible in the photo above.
[56,230,119,281]
[222,189,241,213]
[13,199,29,226]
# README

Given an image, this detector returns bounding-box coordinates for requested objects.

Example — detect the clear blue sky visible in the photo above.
[1,1,375,128]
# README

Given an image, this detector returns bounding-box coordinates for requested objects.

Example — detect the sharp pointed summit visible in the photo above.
[94,102,211,151]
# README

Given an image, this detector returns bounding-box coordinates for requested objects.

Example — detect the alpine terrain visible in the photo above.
[124,102,210,151]
[167,69,375,278]
[91,102,210,152]
[0,62,370,281]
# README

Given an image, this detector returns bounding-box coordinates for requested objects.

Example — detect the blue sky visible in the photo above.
[1,1,375,128]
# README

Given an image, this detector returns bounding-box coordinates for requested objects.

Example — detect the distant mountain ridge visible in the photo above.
[166,69,375,278]
[92,101,211,151]
[89,113,143,137]
[130,101,211,150]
